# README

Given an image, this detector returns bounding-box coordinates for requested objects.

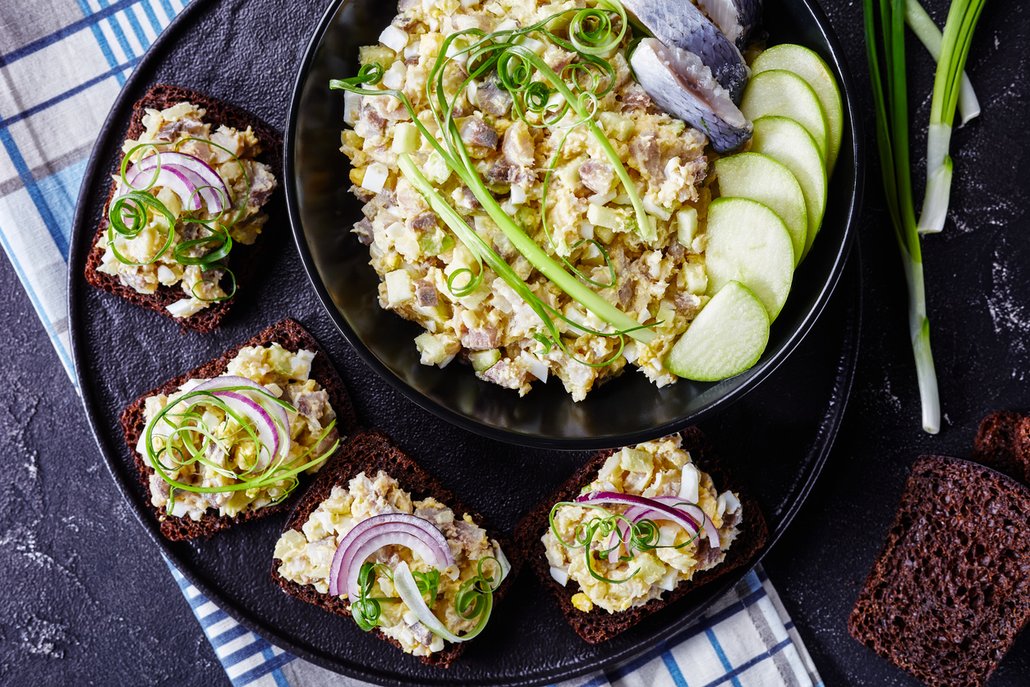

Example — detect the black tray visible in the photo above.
[68,0,861,684]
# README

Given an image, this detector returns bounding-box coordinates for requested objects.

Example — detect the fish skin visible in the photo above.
[621,0,748,101]
[630,38,751,153]
[694,0,763,49]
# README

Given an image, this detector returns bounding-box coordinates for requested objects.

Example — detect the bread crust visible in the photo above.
[515,427,768,644]
[270,429,516,668]
[119,318,358,541]
[84,84,283,332]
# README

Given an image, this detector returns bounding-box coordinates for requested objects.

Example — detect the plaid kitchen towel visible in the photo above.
[0,2,825,686]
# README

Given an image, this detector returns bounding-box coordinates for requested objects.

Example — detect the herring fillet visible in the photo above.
[630,38,751,153]
[695,0,763,49]
[621,0,749,101]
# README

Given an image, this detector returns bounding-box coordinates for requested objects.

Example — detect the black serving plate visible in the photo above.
[68,0,862,685]
[288,0,864,448]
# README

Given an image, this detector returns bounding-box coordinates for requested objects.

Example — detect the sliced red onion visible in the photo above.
[327,513,454,600]
[576,491,720,557]
[193,376,291,468]
[646,495,720,549]
[194,376,290,433]
[123,163,203,211]
[123,151,230,212]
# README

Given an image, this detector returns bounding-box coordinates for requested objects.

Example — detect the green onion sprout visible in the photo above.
[548,501,700,584]
[915,0,986,235]
[903,0,979,125]
[145,384,340,511]
[863,0,941,434]
[107,137,255,301]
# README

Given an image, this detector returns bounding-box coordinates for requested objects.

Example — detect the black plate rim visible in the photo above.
[64,0,863,684]
[285,0,866,451]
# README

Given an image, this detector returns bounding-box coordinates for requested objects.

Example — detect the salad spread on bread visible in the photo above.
[543,434,741,613]
[274,470,509,656]
[96,100,277,318]
[139,343,339,520]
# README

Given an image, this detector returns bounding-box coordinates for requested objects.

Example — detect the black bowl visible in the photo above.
[286,0,863,450]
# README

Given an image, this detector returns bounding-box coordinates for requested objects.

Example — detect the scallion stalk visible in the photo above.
[904,0,980,125]
[864,0,941,434]
[399,153,655,346]
[916,0,986,235]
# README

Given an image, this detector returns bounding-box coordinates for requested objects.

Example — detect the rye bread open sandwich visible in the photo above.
[271,430,515,668]
[516,427,767,644]
[849,455,1030,687]
[85,84,283,332]
[120,318,358,541]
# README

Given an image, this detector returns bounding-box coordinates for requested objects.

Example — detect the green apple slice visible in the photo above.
[665,281,770,382]
[714,152,808,266]
[705,197,795,320]
[740,69,829,164]
[750,116,827,257]
[751,44,844,171]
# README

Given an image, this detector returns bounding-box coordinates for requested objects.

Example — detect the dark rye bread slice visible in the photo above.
[270,429,517,669]
[120,318,358,541]
[1017,417,1030,483]
[973,410,1030,483]
[515,427,768,644]
[848,455,1030,687]
[84,84,283,332]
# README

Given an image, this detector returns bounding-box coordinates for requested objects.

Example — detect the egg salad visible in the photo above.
[139,343,339,520]
[542,434,742,613]
[274,470,507,656]
[97,100,277,318]
[338,0,712,400]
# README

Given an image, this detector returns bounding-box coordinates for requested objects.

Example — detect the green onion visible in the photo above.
[547,501,698,584]
[399,155,648,365]
[915,0,986,235]
[356,556,502,638]
[145,385,340,510]
[904,0,979,125]
[352,561,385,631]
[107,137,256,301]
[331,1,659,366]
[864,0,940,434]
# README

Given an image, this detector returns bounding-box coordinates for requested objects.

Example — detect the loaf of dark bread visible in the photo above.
[973,410,1030,483]
[270,429,516,668]
[84,84,283,332]
[120,318,358,541]
[515,427,768,644]
[848,455,1030,687]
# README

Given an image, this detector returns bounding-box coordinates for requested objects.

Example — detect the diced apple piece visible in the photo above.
[665,281,770,381]
[750,116,827,257]
[740,69,829,165]
[704,197,795,320]
[751,44,844,171]
[714,152,808,266]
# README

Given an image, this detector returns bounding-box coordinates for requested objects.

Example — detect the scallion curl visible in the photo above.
[547,500,701,584]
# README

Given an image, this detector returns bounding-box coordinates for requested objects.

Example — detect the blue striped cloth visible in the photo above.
[0,2,825,685]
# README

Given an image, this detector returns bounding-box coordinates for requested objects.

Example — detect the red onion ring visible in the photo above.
[327,513,454,600]
[193,376,291,469]
[123,163,204,211]
[575,491,720,560]
[123,151,230,212]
